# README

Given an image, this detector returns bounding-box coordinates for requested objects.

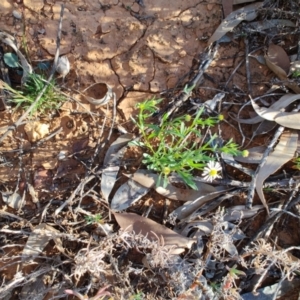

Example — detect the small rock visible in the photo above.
[207,4,214,11]
[12,10,22,19]
[57,151,68,161]
[179,50,186,58]
[28,28,35,35]
[56,56,70,80]
[37,28,45,35]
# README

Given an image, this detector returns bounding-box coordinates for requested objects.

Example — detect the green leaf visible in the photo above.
[128,140,144,147]
[177,170,197,190]
[4,53,19,68]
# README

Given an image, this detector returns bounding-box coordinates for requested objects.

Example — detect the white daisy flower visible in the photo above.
[202,161,222,182]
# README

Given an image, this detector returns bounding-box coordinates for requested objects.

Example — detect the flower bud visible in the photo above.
[242,150,249,157]
[185,114,192,122]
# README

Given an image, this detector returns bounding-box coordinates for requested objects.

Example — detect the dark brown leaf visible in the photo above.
[114,212,195,254]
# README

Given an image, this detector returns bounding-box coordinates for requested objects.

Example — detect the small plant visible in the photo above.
[291,70,300,78]
[293,155,300,170]
[2,72,65,114]
[85,214,103,225]
[220,264,246,297]
[129,292,144,300]
[130,98,244,189]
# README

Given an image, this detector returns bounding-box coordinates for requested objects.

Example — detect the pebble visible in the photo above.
[12,10,22,19]
[56,56,70,79]
[179,50,186,58]
[28,28,34,36]
[207,4,214,11]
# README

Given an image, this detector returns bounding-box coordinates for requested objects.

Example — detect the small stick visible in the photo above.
[157,44,219,122]
[224,59,244,89]
[244,36,252,96]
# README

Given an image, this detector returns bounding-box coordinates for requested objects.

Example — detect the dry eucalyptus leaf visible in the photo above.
[267,44,290,74]
[22,223,60,261]
[242,279,300,300]
[251,94,300,121]
[204,93,225,111]
[274,111,300,129]
[184,192,237,221]
[222,0,233,18]
[180,221,213,237]
[265,54,287,79]
[229,111,264,124]
[233,0,257,3]
[1,191,23,210]
[110,179,150,211]
[249,19,295,31]
[170,187,231,220]
[124,170,156,189]
[250,120,277,140]
[255,131,298,213]
[126,170,216,201]
[103,134,134,166]
[101,134,133,201]
[180,220,242,257]
[265,46,300,94]
[222,222,246,241]
[249,54,266,66]
[208,2,263,44]
[223,242,238,257]
[224,205,264,221]
[222,153,254,176]
[0,31,32,81]
[113,212,195,254]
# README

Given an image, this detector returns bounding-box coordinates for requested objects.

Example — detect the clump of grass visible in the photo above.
[293,155,300,170]
[130,98,245,189]
[85,214,103,225]
[3,72,65,115]
[291,70,300,78]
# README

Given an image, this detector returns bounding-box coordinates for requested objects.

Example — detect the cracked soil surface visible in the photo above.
[1,0,300,299]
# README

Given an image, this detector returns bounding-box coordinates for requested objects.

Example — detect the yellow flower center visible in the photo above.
[209,169,218,176]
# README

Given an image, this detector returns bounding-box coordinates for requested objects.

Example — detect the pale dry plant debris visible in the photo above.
[242,239,300,294]
[74,247,107,281]
[119,230,177,269]
[72,229,197,298]
[209,209,240,260]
